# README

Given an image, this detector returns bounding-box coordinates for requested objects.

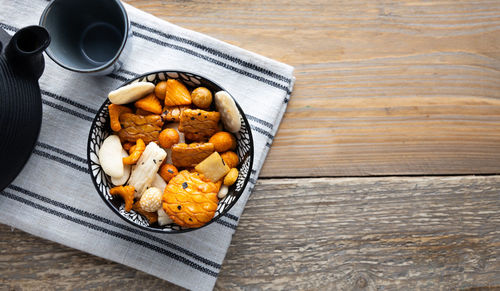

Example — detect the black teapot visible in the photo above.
[0,26,50,191]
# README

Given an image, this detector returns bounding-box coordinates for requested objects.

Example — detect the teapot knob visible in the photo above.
[5,26,50,79]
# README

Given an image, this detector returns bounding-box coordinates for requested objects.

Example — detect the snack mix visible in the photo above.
[98,77,242,228]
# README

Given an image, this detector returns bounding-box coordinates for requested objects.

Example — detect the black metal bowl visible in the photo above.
[87,70,254,233]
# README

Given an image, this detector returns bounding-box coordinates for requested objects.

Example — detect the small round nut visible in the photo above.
[139,187,162,212]
[209,132,236,152]
[223,168,238,186]
[159,128,179,149]
[154,81,168,99]
[220,151,239,169]
[159,164,179,183]
[191,87,212,109]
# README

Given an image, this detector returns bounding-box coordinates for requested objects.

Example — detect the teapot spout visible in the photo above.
[5,25,50,80]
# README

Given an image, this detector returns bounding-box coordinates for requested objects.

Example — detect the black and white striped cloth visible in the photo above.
[0,1,294,290]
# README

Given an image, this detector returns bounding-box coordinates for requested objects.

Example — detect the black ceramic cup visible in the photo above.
[39,0,130,75]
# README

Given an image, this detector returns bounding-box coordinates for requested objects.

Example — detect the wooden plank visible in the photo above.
[222,176,500,290]
[124,0,500,177]
[1,176,499,289]
[0,224,182,290]
[218,176,500,290]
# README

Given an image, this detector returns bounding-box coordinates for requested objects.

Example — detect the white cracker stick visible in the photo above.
[108,82,155,105]
[128,142,167,198]
[214,91,241,133]
[111,148,131,186]
[151,173,167,191]
[157,207,174,226]
[98,135,124,178]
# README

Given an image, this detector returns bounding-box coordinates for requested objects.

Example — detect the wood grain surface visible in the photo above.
[124,0,500,177]
[2,176,500,290]
[3,1,500,290]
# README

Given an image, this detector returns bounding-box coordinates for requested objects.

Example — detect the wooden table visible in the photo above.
[2,0,500,289]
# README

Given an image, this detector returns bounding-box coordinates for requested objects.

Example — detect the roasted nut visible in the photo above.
[220,151,239,168]
[209,132,236,152]
[191,87,212,109]
[223,168,238,186]
[159,164,179,183]
[139,187,163,212]
[165,123,185,143]
[155,81,168,99]
[158,128,179,149]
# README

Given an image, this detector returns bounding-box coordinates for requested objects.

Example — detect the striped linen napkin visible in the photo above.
[0,0,294,290]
